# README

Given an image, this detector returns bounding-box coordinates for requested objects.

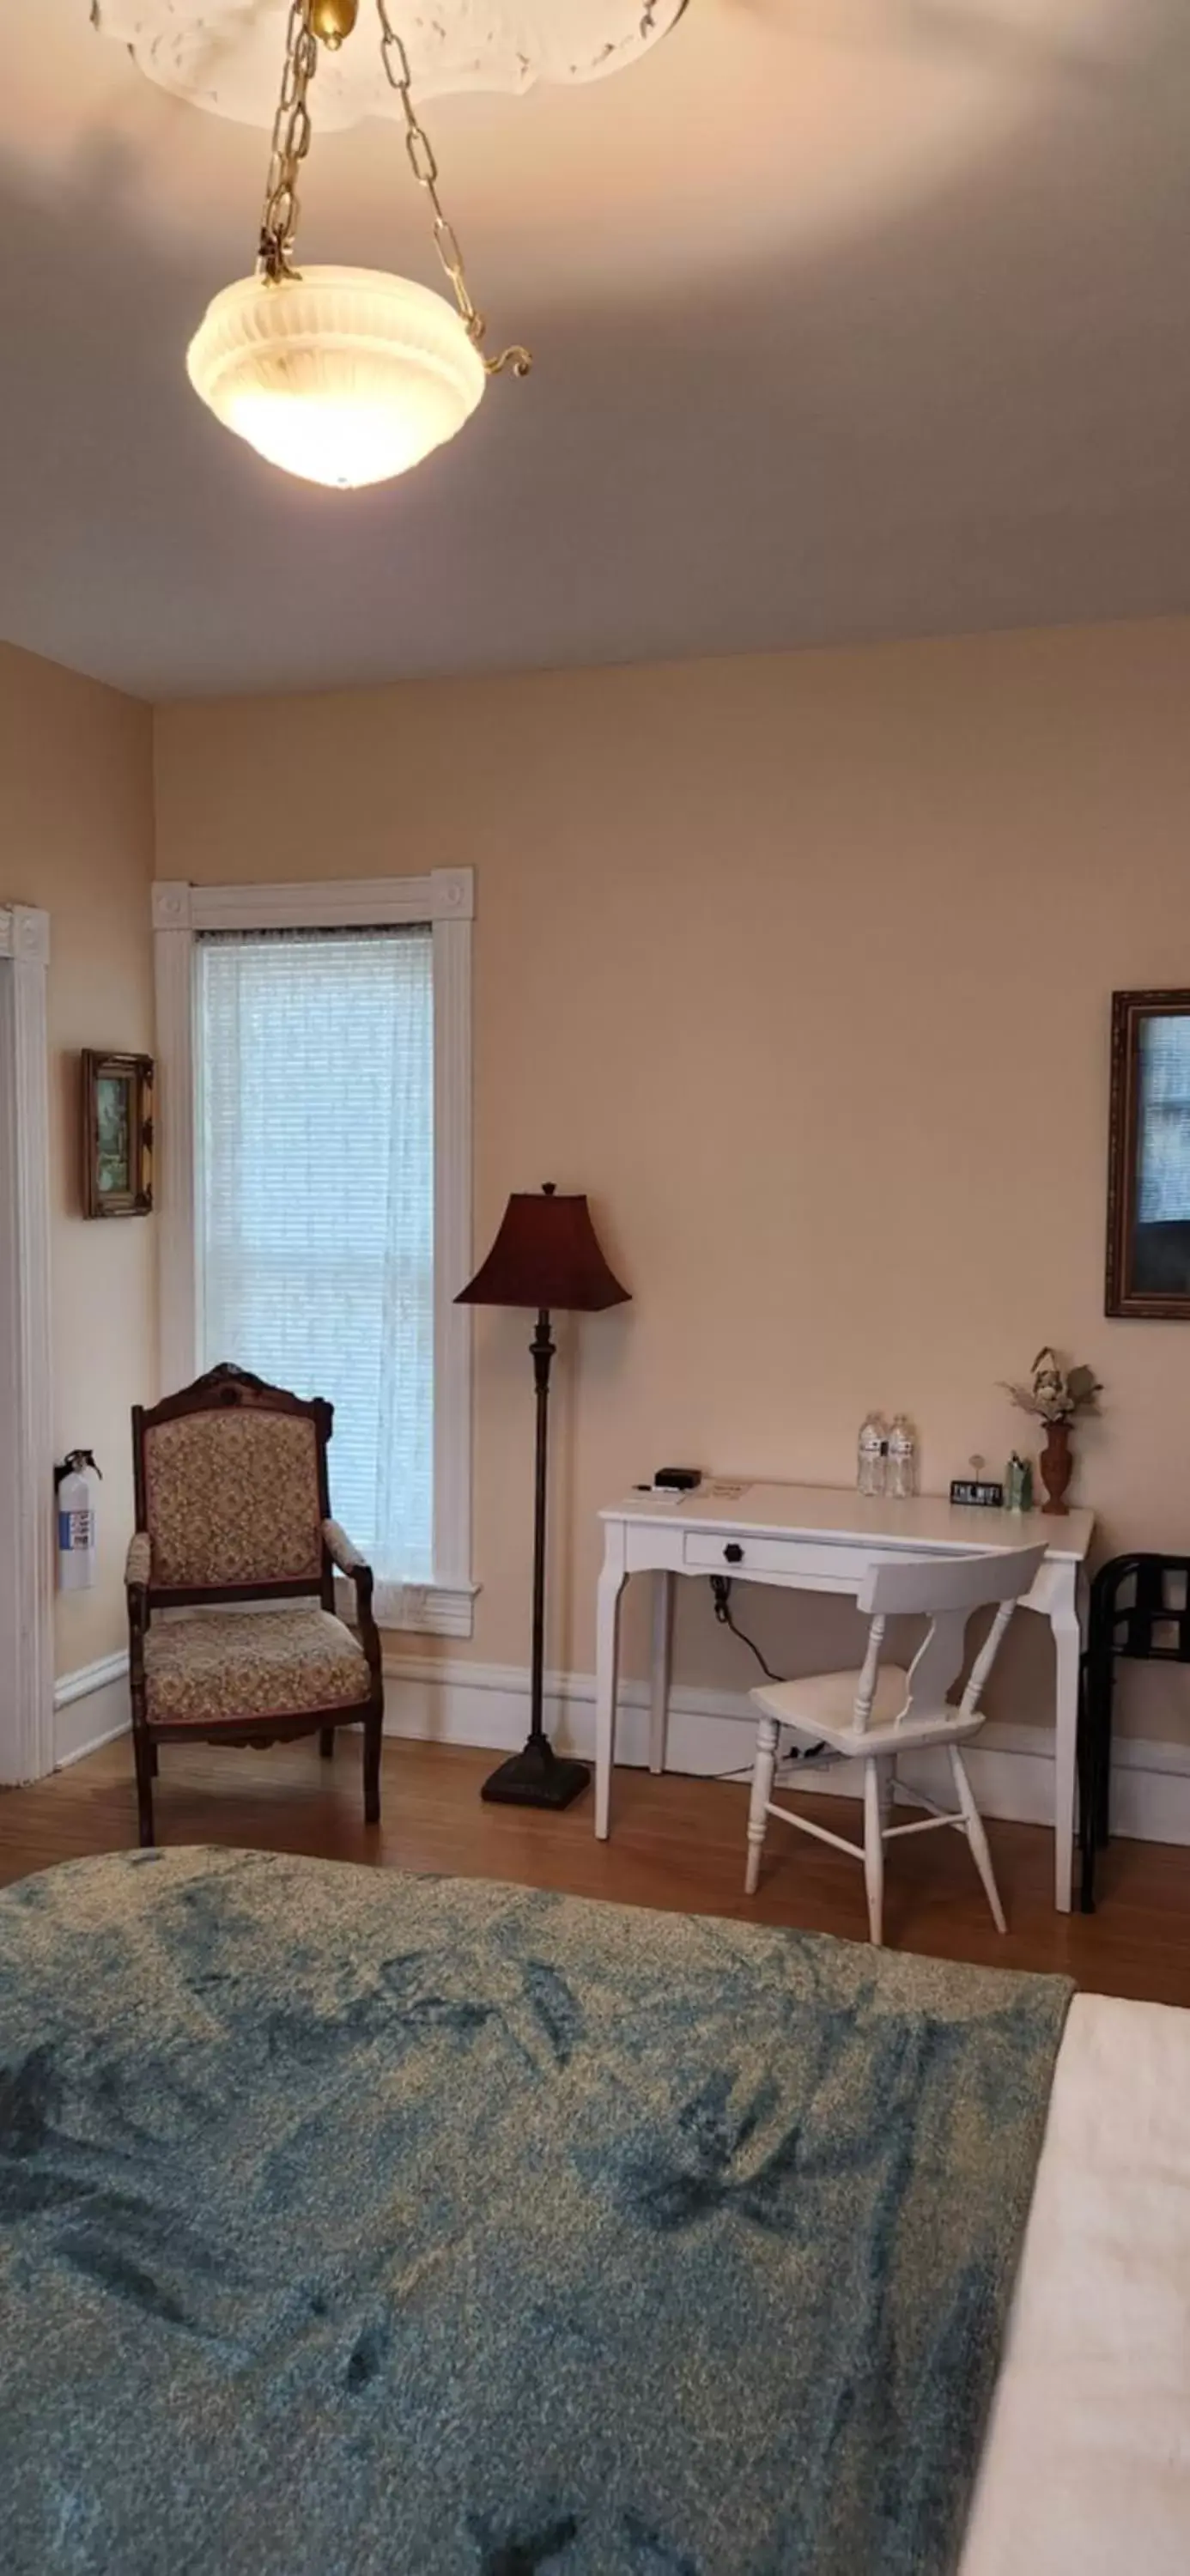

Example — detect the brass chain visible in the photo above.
[258,0,320,283]
[373,0,531,380]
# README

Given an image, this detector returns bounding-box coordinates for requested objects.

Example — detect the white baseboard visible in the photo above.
[382,1650,1190,1849]
[53,1650,131,1770]
[46,1642,1190,1850]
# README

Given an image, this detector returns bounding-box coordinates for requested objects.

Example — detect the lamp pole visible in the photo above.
[528,1305,555,1749]
[483,1279,586,1806]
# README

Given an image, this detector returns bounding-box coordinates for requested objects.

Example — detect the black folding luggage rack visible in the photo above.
[1079,1553,1190,1911]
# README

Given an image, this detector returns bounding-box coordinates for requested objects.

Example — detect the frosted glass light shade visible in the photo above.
[186,267,486,489]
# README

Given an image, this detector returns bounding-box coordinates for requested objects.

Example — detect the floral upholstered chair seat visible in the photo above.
[143,1608,371,1728]
[126,1364,385,1846]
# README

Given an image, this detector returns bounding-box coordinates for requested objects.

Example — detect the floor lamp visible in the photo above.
[456,1184,630,1808]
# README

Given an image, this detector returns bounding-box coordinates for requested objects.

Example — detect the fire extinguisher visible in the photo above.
[54,1450,102,1593]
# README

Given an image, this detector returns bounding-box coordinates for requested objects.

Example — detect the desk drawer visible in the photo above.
[683,1530,808,1580]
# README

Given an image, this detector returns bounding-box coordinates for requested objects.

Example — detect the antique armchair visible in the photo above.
[125,1363,384,1846]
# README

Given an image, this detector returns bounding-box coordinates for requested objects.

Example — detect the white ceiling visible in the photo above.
[2,0,1187,699]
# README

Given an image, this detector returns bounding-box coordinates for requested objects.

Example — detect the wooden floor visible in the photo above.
[3,1733,1190,2005]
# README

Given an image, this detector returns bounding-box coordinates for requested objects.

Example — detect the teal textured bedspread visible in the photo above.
[0,1848,1070,2576]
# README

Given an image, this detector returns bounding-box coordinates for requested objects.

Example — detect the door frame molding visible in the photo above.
[0,904,53,1783]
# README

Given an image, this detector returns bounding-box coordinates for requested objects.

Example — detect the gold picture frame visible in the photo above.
[82,1051,154,1219]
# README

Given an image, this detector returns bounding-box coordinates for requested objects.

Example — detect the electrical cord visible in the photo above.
[666,1578,829,1780]
[709,1574,789,1685]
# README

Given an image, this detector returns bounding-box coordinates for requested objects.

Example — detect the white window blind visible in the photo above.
[1138,1014,1190,1224]
[196,926,434,1596]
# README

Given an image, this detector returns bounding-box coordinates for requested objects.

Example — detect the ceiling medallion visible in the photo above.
[92,1,688,130]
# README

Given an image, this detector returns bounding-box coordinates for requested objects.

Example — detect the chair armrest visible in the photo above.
[322,1519,370,1577]
[125,1531,152,1591]
[323,1522,381,1690]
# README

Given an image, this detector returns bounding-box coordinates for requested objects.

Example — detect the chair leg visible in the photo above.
[319,1728,335,1760]
[862,1759,884,1947]
[744,1712,780,1895]
[133,1730,155,1849]
[362,1710,382,1826]
[950,1747,1006,1934]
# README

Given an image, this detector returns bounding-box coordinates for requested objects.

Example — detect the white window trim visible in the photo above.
[0,905,53,1781]
[152,871,477,1639]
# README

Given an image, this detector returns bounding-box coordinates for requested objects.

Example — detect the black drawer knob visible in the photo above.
[724,1542,744,1564]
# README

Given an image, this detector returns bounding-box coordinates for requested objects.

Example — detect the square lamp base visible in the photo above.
[480,1735,591,1811]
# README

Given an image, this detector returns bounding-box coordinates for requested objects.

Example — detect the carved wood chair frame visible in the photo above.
[126,1362,384,1844]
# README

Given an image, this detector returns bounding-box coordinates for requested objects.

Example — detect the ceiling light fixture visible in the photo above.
[185,0,531,490]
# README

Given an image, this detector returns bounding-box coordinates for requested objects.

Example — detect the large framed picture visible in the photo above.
[1106,991,1190,1317]
[82,1051,154,1219]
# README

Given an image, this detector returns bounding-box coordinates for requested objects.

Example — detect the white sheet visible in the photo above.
[962,1991,1190,2574]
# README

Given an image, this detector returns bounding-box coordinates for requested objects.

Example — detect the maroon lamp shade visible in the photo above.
[456,1184,629,1314]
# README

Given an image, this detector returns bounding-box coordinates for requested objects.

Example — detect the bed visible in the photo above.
[963,1989,1190,2574]
[1,1848,1188,2574]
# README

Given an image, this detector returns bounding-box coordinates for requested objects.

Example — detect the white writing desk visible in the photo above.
[594,1480,1095,1911]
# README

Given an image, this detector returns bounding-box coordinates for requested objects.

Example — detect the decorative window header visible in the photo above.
[151,872,473,933]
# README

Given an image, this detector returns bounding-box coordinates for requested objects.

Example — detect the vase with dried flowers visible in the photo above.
[1000,1346,1102,1516]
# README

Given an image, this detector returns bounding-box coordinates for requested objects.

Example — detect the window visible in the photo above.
[153,872,474,1634]
[1138,1013,1190,1224]
[197,927,434,1585]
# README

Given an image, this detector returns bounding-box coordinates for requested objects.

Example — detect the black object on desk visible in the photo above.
[1079,1553,1190,1912]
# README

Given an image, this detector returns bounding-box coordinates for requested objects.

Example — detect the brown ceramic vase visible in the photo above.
[1039,1418,1073,1516]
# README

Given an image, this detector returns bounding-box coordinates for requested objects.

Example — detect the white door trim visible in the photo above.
[0,904,54,1783]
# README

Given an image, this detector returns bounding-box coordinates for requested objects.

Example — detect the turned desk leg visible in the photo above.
[649,1571,675,1777]
[595,1561,628,1840]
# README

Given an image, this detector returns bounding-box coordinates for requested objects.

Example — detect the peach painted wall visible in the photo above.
[0,642,156,1679]
[154,623,1190,1738]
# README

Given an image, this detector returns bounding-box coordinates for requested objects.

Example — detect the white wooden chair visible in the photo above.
[744,1544,1046,1945]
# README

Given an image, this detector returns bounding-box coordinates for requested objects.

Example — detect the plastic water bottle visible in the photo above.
[857,1413,888,1498]
[886,1416,918,1500]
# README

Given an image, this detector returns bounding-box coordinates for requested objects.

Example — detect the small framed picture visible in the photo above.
[1107,992,1190,1317]
[82,1052,154,1219]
